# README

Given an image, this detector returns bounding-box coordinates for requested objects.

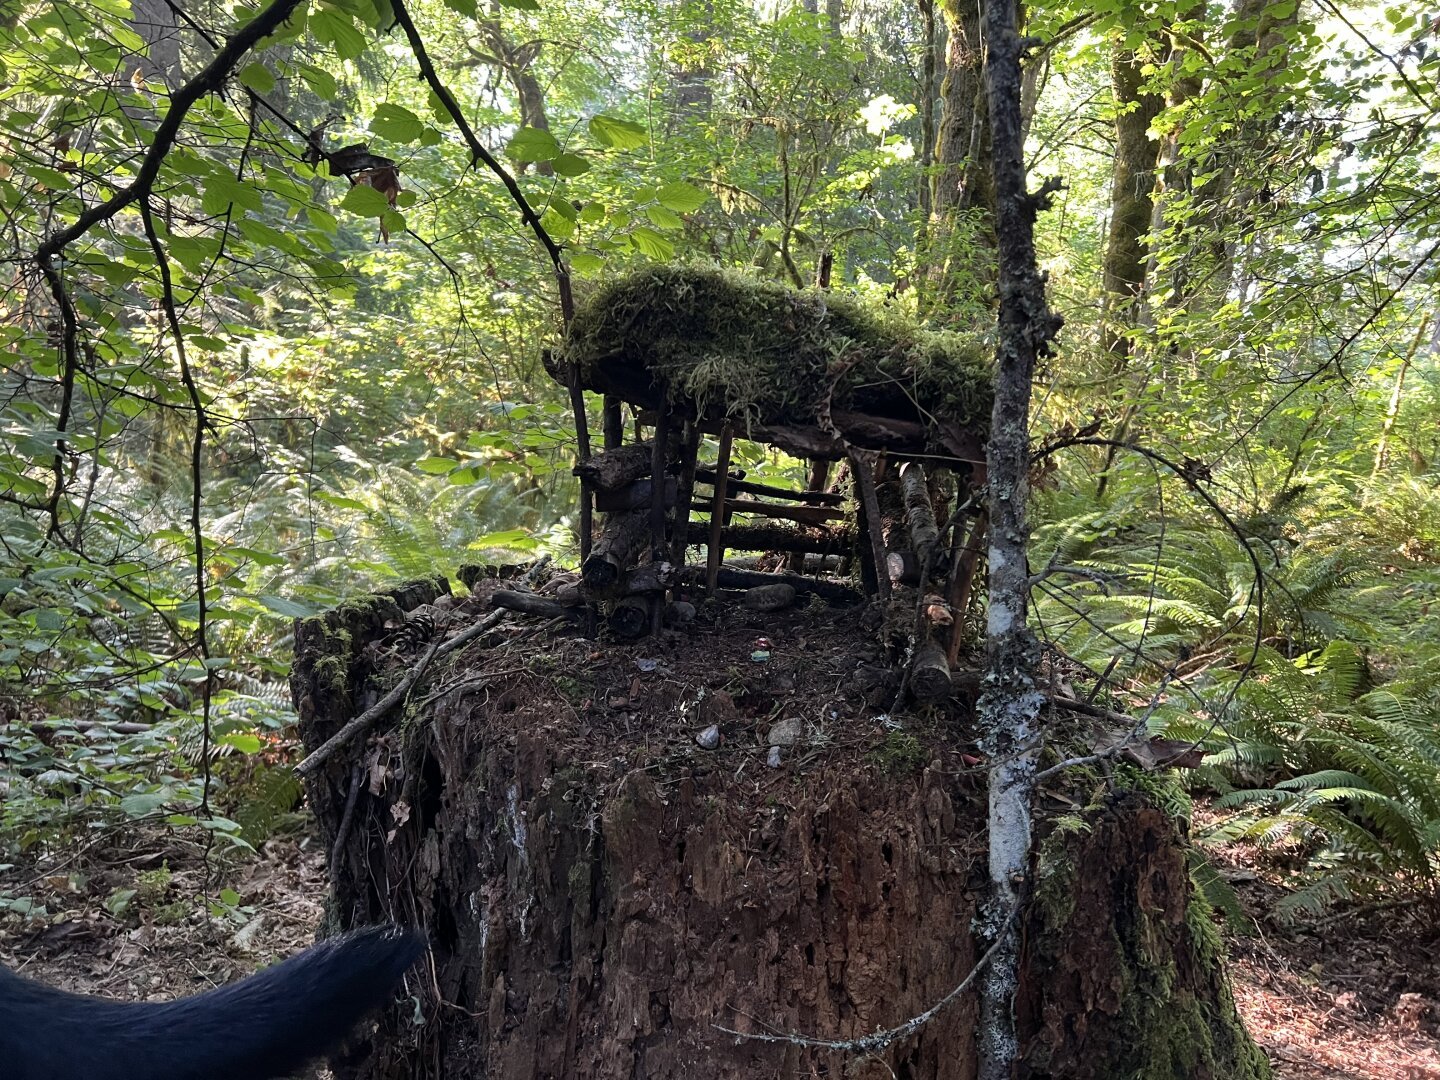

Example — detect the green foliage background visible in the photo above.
[2,0,1440,918]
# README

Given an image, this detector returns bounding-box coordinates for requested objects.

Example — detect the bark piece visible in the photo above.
[574,443,658,492]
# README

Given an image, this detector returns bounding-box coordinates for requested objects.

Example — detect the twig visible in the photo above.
[1033,672,1176,782]
[296,560,552,776]
[713,901,1020,1054]
[294,610,499,777]
[329,761,365,871]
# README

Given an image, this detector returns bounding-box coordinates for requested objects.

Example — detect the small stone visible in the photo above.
[743,584,796,611]
[696,724,722,750]
[767,746,783,768]
[665,600,696,626]
[767,717,803,747]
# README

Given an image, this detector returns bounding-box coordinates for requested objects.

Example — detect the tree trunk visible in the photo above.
[1099,42,1164,369]
[975,0,1064,1068]
[925,0,994,317]
[480,21,556,177]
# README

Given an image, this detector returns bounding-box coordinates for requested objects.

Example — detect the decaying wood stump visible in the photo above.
[292,583,1270,1080]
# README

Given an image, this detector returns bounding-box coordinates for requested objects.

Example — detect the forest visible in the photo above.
[2,0,1440,1076]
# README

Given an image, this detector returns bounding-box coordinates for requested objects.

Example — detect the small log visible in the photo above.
[595,477,677,513]
[607,596,651,639]
[691,498,845,526]
[491,590,578,620]
[706,425,734,594]
[849,449,891,603]
[623,561,676,595]
[900,462,940,569]
[693,468,845,506]
[743,584,797,612]
[909,639,953,703]
[684,522,852,554]
[574,442,658,492]
[583,511,648,590]
[679,564,863,606]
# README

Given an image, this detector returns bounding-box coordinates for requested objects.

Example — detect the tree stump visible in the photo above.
[292,583,1270,1080]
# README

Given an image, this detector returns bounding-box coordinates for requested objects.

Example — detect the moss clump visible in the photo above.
[562,264,993,434]
[868,731,929,775]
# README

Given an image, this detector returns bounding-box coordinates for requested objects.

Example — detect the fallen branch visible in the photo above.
[296,562,550,777]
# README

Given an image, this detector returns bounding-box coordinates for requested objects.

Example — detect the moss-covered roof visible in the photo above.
[561,265,993,437]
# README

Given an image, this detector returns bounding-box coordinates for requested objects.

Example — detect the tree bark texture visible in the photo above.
[976,0,1065,1072]
[927,0,995,317]
[291,590,1270,1080]
[1100,42,1165,368]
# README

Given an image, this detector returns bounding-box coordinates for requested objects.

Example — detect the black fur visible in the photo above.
[0,925,425,1080]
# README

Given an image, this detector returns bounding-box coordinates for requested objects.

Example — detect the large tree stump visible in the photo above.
[293,585,1270,1080]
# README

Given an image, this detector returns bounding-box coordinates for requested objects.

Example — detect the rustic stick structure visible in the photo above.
[542,265,993,698]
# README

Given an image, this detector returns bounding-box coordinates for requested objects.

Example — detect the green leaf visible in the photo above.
[646,205,684,230]
[589,114,647,150]
[120,793,170,818]
[496,0,540,9]
[553,152,590,177]
[311,9,368,61]
[381,210,406,235]
[237,62,276,94]
[507,126,561,163]
[655,180,708,212]
[200,173,263,215]
[339,183,391,216]
[416,456,459,474]
[218,733,263,754]
[254,595,320,618]
[628,227,674,259]
[27,165,74,190]
[372,103,423,143]
[472,528,537,550]
[540,210,576,240]
[297,62,338,99]
[570,251,605,275]
[443,0,477,12]
[579,202,606,223]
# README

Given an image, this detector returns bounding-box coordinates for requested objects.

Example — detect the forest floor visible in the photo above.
[1,817,1436,1079]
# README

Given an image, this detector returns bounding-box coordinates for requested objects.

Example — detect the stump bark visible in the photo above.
[292,583,1269,1080]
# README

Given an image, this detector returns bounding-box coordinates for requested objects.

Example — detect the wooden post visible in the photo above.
[603,395,624,450]
[649,397,670,635]
[849,448,892,604]
[649,398,670,556]
[946,509,989,664]
[705,424,734,594]
[568,382,593,562]
[787,458,834,571]
[671,421,700,565]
